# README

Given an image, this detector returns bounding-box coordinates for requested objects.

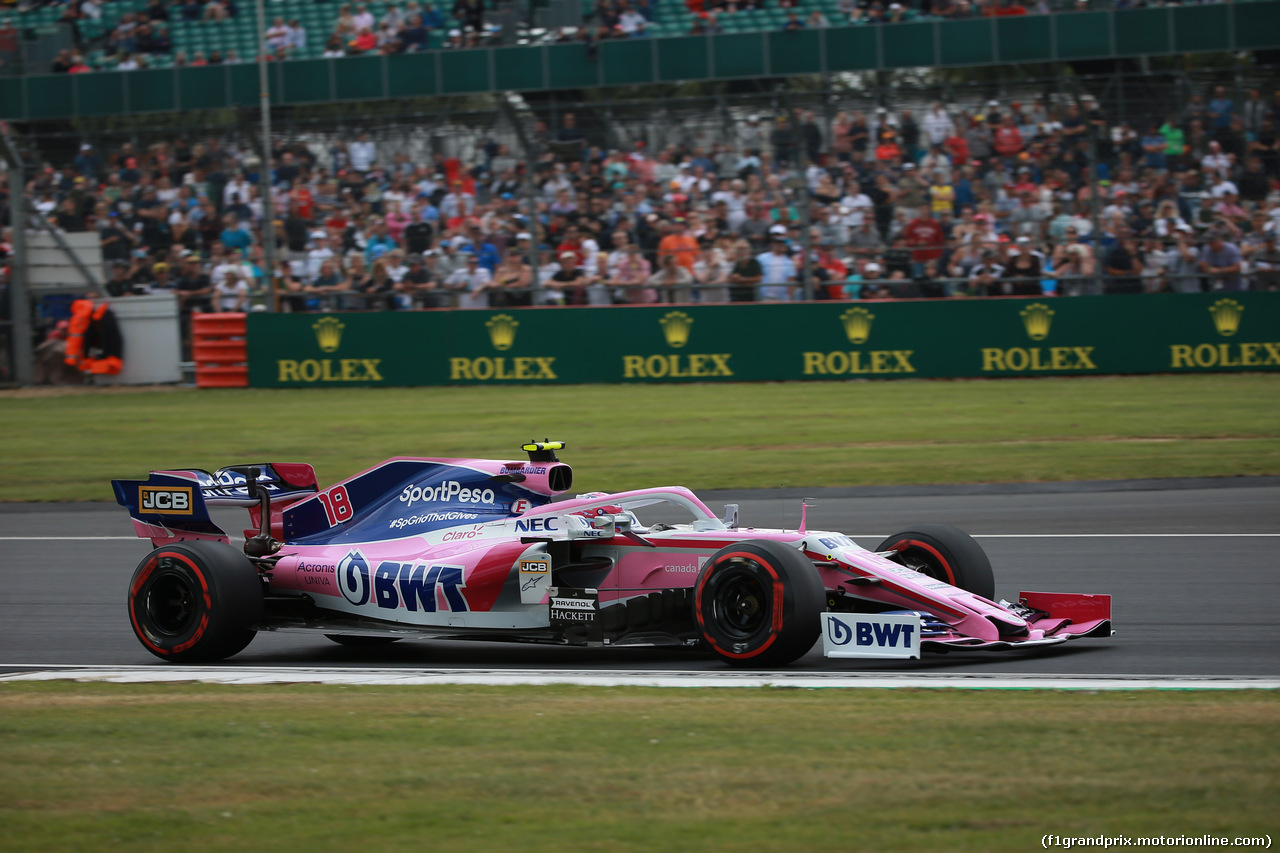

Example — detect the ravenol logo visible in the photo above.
[1209,299,1244,337]
[486,314,519,350]
[840,307,874,344]
[139,486,193,515]
[313,316,345,353]
[1020,303,1054,341]
[660,311,694,348]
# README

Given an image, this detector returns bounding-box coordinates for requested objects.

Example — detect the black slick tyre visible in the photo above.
[694,540,824,667]
[876,524,995,600]
[127,541,263,663]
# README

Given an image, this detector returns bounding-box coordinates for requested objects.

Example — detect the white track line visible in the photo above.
[0,666,1276,690]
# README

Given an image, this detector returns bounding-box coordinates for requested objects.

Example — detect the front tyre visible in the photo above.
[127,541,263,663]
[876,524,995,600]
[695,540,824,667]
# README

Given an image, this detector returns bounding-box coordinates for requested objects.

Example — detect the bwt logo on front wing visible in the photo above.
[829,618,916,648]
[822,613,922,659]
[139,486,193,514]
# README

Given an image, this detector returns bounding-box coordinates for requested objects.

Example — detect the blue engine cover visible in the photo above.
[283,460,552,545]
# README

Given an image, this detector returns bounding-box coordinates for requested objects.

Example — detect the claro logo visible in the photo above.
[399,480,496,507]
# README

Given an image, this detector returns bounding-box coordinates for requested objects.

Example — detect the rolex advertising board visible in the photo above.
[247,292,1280,387]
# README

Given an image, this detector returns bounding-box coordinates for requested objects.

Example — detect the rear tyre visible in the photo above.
[695,540,825,667]
[127,541,263,663]
[876,524,995,600]
[325,635,401,647]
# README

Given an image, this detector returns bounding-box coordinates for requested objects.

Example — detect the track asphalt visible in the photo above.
[1,477,1276,679]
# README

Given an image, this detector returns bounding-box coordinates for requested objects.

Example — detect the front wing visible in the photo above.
[822,592,1113,659]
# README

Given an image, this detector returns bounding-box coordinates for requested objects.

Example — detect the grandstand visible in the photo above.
[8,0,949,72]
[6,0,1274,75]
[1,0,1277,387]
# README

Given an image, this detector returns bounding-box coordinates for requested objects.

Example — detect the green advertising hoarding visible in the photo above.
[246,293,1280,387]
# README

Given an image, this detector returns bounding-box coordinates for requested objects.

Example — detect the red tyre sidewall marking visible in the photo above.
[892,539,955,586]
[128,551,212,656]
[695,551,782,660]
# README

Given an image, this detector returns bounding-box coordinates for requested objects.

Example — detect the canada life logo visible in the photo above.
[338,551,371,605]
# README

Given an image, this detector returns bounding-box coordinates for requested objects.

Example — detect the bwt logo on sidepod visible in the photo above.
[338,551,372,605]
[338,551,469,612]
[400,480,496,507]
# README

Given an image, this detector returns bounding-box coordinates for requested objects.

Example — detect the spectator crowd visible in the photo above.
[2,83,1279,332]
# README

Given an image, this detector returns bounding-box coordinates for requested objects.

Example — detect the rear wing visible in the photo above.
[113,463,318,547]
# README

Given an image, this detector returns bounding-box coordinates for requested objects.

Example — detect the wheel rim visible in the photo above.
[708,564,769,639]
[891,542,955,586]
[143,563,199,637]
[899,552,940,580]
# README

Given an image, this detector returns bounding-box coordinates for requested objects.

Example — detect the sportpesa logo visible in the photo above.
[399,480,496,507]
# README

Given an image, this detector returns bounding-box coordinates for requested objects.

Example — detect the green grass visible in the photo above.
[0,683,1275,852]
[3,374,1279,501]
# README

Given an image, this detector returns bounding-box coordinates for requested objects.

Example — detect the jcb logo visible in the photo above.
[139,487,193,515]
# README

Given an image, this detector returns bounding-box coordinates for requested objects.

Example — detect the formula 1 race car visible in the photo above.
[113,442,1112,665]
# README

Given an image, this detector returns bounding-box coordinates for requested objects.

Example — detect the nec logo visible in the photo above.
[139,486,193,514]
[515,517,559,533]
